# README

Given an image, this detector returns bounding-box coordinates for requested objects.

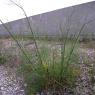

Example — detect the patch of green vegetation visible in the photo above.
[0,54,6,65]
[18,41,80,95]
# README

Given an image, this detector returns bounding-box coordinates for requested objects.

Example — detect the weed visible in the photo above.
[0,54,6,65]
[18,42,80,95]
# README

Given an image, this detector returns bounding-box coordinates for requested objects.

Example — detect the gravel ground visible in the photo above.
[75,64,93,95]
[0,66,25,95]
[75,48,95,95]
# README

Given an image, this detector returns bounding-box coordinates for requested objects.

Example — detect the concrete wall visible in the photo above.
[0,1,95,39]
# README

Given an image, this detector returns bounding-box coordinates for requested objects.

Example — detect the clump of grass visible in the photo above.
[18,42,80,95]
[1,1,95,94]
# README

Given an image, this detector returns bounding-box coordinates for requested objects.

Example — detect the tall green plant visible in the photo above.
[1,1,95,94]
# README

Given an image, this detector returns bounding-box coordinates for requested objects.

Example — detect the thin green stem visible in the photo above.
[10,0,42,65]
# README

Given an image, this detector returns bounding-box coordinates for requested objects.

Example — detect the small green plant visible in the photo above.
[0,54,6,65]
